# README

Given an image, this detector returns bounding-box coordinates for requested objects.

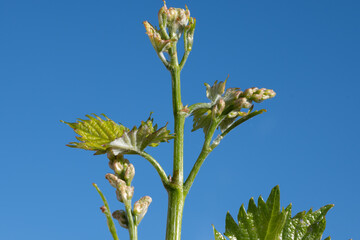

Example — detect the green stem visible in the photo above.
[179,51,190,71]
[138,151,169,186]
[165,41,186,240]
[166,189,185,240]
[124,199,138,240]
[183,120,218,196]
[93,183,120,240]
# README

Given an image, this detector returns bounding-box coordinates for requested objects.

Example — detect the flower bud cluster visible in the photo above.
[158,3,190,40]
[107,153,135,186]
[105,152,135,202]
[240,87,276,103]
[133,196,152,225]
[192,79,276,134]
[214,86,276,119]
[106,154,135,203]
[143,2,196,54]
[106,153,152,228]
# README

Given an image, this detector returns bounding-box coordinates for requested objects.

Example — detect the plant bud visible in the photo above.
[124,164,135,184]
[234,98,252,109]
[158,3,168,30]
[242,87,258,98]
[116,186,134,202]
[113,161,125,176]
[252,93,264,103]
[215,98,226,116]
[166,7,190,39]
[184,17,196,51]
[265,89,276,98]
[144,21,172,53]
[105,173,126,189]
[249,88,276,102]
[133,196,152,225]
[227,111,239,118]
[112,210,128,229]
[155,2,191,40]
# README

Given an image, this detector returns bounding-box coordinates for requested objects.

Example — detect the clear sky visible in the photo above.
[1,0,359,239]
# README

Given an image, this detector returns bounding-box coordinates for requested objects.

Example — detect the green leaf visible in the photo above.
[62,114,174,155]
[213,225,227,240]
[61,114,125,154]
[213,186,333,240]
[191,78,276,135]
[108,116,174,155]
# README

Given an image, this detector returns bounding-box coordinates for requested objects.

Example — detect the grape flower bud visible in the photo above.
[124,163,135,184]
[143,21,172,53]
[105,173,126,189]
[133,196,152,225]
[116,185,134,203]
[159,3,190,39]
[112,210,128,229]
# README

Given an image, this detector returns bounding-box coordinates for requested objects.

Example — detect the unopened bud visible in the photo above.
[144,21,172,53]
[265,89,276,98]
[155,2,191,40]
[133,196,152,225]
[234,98,252,109]
[242,87,258,98]
[227,111,239,118]
[124,164,135,184]
[184,17,196,51]
[158,3,168,30]
[105,173,126,189]
[112,210,128,229]
[166,7,190,39]
[100,205,108,213]
[116,185,134,202]
[252,93,264,103]
[214,98,226,116]
[113,161,125,175]
[249,88,276,103]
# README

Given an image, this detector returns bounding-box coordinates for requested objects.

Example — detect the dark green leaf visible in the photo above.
[213,186,333,240]
[213,225,227,240]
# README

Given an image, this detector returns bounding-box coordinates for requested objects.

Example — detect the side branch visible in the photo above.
[183,119,219,196]
[179,51,190,71]
[157,52,171,70]
[138,151,169,186]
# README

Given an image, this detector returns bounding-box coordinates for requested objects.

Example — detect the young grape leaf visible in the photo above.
[109,117,174,155]
[61,114,126,155]
[213,186,333,240]
[62,114,174,155]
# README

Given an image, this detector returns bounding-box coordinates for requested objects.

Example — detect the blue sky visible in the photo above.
[0,0,359,239]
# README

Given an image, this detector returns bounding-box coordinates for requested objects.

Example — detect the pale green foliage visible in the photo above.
[213,186,333,240]
[191,78,276,135]
[62,114,174,155]
[109,116,174,155]
[61,114,125,154]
